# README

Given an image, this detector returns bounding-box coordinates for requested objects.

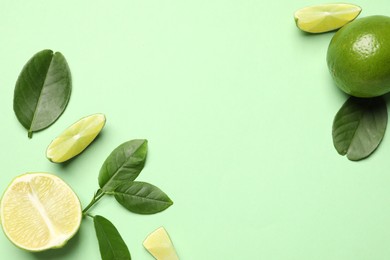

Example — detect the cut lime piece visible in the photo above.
[294,3,361,33]
[0,173,82,251]
[143,227,179,260]
[46,113,106,163]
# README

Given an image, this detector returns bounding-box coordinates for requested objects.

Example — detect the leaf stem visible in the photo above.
[85,213,95,219]
[82,189,106,216]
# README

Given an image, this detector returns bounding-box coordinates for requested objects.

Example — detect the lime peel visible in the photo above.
[294,3,362,33]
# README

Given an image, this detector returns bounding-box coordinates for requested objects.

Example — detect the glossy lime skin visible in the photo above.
[327,15,390,97]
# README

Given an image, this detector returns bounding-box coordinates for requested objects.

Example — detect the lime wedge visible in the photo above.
[143,227,179,260]
[46,113,106,163]
[294,3,361,33]
[0,173,82,251]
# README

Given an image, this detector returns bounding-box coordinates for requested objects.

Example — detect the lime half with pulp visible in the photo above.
[0,172,82,251]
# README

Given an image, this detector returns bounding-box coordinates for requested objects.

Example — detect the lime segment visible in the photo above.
[143,227,179,260]
[46,113,106,163]
[294,3,361,33]
[0,173,82,251]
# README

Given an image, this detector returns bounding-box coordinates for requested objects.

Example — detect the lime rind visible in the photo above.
[46,113,106,163]
[294,3,362,33]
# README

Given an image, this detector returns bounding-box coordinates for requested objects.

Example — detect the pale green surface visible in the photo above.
[2,1,390,259]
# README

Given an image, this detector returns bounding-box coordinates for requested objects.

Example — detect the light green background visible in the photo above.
[1,0,390,259]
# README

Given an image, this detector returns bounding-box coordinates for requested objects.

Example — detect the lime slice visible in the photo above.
[143,227,179,260]
[46,113,106,163]
[294,3,361,33]
[0,173,82,251]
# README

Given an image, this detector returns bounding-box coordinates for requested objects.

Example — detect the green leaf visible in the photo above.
[99,139,148,192]
[94,215,131,260]
[13,49,72,138]
[332,96,387,161]
[113,182,173,214]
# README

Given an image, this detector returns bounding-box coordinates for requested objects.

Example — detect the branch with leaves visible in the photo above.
[82,139,173,259]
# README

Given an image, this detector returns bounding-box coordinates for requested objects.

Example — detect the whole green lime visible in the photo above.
[327,15,390,97]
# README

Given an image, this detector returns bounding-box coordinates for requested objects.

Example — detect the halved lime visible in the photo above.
[46,113,106,163]
[294,3,361,33]
[0,173,82,251]
[143,227,179,260]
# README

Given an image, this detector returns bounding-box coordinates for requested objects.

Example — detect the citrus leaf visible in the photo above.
[113,182,173,214]
[332,97,387,161]
[13,49,72,138]
[94,215,131,260]
[99,140,148,192]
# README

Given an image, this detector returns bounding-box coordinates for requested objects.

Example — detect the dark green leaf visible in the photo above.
[332,96,387,161]
[99,140,148,192]
[94,215,131,260]
[13,49,72,138]
[113,182,173,214]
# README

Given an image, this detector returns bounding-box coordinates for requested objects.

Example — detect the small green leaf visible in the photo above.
[332,96,387,161]
[113,182,173,214]
[99,140,148,192]
[94,215,131,260]
[13,49,72,138]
